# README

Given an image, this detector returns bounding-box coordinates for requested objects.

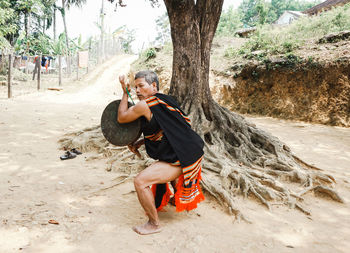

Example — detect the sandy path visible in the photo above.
[0,55,349,253]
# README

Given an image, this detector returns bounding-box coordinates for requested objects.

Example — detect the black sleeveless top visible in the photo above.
[140,116,178,163]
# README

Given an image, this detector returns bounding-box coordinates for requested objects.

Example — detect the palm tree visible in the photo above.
[40,0,56,35]
[29,0,56,36]
[59,0,86,74]
[38,1,59,41]
[15,0,42,38]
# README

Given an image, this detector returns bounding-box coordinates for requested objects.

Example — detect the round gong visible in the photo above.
[101,100,141,146]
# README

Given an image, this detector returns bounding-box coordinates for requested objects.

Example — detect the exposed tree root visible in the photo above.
[58,125,154,174]
[182,100,343,218]
[58,101,343,219]
[89,174,135,197]
[299,185,344,203]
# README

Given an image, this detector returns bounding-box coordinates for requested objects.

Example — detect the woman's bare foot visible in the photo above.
[132,221,162,235]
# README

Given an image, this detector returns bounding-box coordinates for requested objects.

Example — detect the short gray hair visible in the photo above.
[135,70,159,90]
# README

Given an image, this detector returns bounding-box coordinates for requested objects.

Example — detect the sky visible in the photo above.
[53,0,242,52]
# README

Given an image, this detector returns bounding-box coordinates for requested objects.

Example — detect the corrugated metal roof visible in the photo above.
[304,0,350,15]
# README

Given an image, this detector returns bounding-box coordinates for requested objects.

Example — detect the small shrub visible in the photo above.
[282,41,295,53]
[251,70,259,78]
[145,48,156,60]
[285,53,302,66]
[224,47,241,58]
[307,56,314,63]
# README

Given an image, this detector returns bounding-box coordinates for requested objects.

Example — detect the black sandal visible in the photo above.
[70,148,82,155]
[60,151,77,160]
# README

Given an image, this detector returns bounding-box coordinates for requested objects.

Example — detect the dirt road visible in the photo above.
[0,54,349,253]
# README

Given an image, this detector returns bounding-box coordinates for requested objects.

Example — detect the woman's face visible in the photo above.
[134,77,157,100]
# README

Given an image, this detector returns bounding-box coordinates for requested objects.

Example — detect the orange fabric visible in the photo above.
[45,60,49,71]
[174,170,205,212]
[151,170,205,212]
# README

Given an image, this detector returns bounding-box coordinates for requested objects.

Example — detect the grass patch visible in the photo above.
[225,3,350,59]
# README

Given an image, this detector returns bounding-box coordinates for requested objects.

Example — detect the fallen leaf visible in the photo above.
[47,88,63,91]
[48,220,59,225]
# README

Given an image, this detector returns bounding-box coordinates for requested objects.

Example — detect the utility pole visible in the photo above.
[8,55,12,98]
[100,0,105,63]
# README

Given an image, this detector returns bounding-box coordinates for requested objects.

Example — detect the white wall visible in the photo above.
[276,12,297,25]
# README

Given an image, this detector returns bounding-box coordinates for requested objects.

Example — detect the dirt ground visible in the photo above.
[0,54,349,253]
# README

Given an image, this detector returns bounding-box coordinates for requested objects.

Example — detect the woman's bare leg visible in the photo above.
[133,161,182,235]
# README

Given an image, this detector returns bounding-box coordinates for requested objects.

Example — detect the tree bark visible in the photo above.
[165,0,222,117]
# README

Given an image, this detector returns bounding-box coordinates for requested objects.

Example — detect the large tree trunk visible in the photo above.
[165,0,222,124]
[164,0,342,219]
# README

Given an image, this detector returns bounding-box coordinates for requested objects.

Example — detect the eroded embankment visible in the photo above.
[216,59,350,127]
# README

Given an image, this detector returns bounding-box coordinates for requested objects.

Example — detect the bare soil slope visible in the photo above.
[135,36,350,127]
[217,38,350,127]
